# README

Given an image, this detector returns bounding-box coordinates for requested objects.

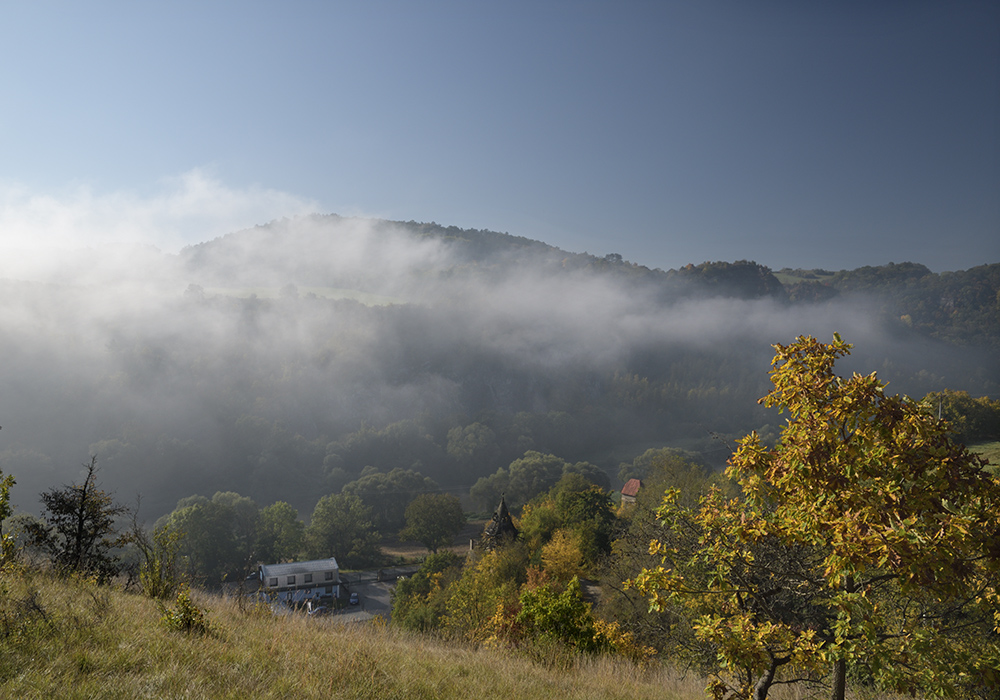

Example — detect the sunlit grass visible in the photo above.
[970,441,1000,474]
[0,566,705,700]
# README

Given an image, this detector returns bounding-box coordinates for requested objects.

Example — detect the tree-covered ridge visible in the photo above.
[399,218,561,260]
[180,216,792,302]
[780,261,1000,348]
[184,217,998,348]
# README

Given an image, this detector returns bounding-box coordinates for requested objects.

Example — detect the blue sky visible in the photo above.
[1,1,997,272]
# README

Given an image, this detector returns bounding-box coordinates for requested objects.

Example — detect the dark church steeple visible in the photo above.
[481,494,518,550]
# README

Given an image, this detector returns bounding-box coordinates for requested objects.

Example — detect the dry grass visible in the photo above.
[971,441,1000,470]
[0,565,924,700]
[0,565,703,700]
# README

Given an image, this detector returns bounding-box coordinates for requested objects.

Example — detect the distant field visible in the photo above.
[772,268,838,286]
[971,441,1000,472]
[204,286,402,305]
[382,519,486,562]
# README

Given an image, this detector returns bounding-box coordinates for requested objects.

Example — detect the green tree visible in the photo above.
[518,497,563,555]
[210,491,259,572]
[399,493,465,553]
[341,467,438,532]
[471,451,609,511]
[616,447,708,491]
[446,422,499,465]
[444,543,530,642]
[155,491,263,586]
[159,498,239,585]
[562,460,610,490]
[515,577,599,652]
[391,551,463,632]
[557,485,615,567]
[324,421,443,482]
[470,468,509,512]
[255,501,305,564]
[518,474,616,573]
[305,492,382,568]
[922,388,1000,443]
[631,335,1000,700]
[29,457,128,580]
[506,452,567,508]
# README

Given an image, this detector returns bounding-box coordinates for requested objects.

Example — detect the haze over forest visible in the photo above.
[1,214,997,520]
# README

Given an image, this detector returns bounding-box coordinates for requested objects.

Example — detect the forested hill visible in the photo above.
[0,213,997,521]
[182,215,999,346]
[779,262,1000,349]
[178,215,791,301]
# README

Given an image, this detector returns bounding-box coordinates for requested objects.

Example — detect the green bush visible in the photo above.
[159,587,209,634]
[139,526,183,600]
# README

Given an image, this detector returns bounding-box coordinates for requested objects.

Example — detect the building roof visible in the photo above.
[621,478,642,498]
[481,494,518,550]
[259,558,339,579]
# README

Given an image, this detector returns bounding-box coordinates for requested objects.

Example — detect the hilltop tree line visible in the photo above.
[782,261,1000,349]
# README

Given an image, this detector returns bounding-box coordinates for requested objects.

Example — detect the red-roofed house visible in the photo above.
[620,478,642,505]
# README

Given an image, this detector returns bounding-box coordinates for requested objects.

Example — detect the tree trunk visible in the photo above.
[830,658,846,700]
[73,458,97,570]
[830,574,853,700]
[752,655,787,700]
[752,667,776,700]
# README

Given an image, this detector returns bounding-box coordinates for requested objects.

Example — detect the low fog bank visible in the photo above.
[0,215,994,519]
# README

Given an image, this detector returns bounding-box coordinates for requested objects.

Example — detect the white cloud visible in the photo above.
[0,169,321,255]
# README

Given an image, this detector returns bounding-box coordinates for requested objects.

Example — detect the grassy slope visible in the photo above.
[772,269,838,286]
[971,441,1000,476]
[0,567,701,700]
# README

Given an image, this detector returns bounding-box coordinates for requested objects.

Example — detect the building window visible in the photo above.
[324,571,334,581]
[304,574,313,583]
[268,578,278,587]
[287,575,296,585]
[325,586,333,595]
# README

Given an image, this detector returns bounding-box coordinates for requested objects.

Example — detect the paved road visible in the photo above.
[314,566,419,624]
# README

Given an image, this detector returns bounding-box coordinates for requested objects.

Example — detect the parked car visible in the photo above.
[349,592,360,606]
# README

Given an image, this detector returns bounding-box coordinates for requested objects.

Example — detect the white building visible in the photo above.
[258,557,340,604]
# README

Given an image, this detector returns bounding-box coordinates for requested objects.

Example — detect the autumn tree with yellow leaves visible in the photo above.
[631,335,1000,700]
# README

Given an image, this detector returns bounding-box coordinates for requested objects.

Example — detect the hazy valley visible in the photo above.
[0,214,996,520]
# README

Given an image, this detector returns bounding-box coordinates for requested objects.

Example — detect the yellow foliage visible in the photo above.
[592,618,656,665]
[540,529,584,584]
[629,335,1000,699]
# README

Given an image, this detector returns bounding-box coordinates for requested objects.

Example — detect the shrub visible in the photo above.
[159,587,210,634]
[138,526,183,600]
